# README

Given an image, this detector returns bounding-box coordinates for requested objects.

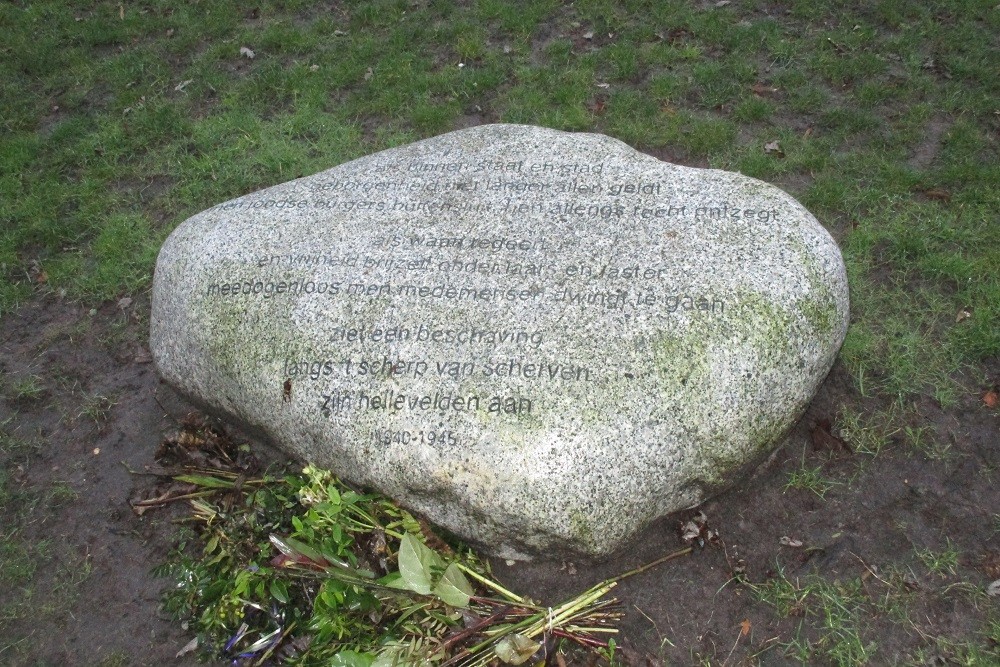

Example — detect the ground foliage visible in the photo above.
[150,418,624,666]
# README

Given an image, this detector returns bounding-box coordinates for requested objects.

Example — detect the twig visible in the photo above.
[608,546,693,584]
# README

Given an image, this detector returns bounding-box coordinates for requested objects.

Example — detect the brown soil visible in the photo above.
[1,294,997,665]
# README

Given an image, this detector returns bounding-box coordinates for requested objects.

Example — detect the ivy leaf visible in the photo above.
[397,533,441,595]
[494,634,540,665]
[432,563,473,608]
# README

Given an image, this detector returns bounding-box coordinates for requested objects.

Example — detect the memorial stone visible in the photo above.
[151,124,849,559]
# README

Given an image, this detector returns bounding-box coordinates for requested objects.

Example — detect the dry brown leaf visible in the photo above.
[923,187,952,202]
[780,536,804,548]
[739,619,751,637]
[751,82,778,97]
[812,418,851,455]
[764,140,785,157]
[240,46,256,59]
[983,390,999,409]
[956,308,972,322]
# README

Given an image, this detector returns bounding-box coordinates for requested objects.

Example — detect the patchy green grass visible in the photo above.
[751,566,1000,667]
[0,422,89,663]
[785,462,840,499]
[752,572,876,666]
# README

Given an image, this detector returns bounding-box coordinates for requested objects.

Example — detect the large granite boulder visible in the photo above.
[151,124,848,560]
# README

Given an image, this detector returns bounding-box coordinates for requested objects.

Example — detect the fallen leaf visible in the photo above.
[119,3,124,20]
[495,634,540,665]
[955,308,971,322]
[680,511,715,547]
[309,64,320,72]
[715,0,731,6]
[751,82,778,97]
[583,31,594,40]
[984,390,999,409]
[988,579,1000,597]
[589,98,606,114]
[333,29,347,36]
[803,127,814,138]
[595,82,610,89]
[117,296,133,310]
[923,187,951,202]
[176,637,198,658]
[364,67,373,81]
[780,536,804,548]
[979,552,1000,579]
[166,28,174,37]
[174,79,193,92]
[739,619,751,637]
[764,140,785,157]
[93,448,100,455]
[812,418,851,455]
[240,46,256,59]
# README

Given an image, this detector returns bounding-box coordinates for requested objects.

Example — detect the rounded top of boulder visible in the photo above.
[152,124,848,559]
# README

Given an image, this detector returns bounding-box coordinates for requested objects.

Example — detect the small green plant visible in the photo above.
[10,375,45,402]
[917,540,959,578]
[836,408,898,457]
[48,482,77,507]
[785,463,839,499]
[77,394,117,425]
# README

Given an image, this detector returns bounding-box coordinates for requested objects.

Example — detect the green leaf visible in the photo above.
[174,474,235,489]
[494,634,540,665]
[432,563,473,608]
[396,533,441,595]
[371,647,428,667]
[380,571,409,589]
[270,534,328,565]
[269,579,290,604]
[331,650,375,667]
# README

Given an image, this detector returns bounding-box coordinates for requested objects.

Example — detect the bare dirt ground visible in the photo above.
[1,291,998,665]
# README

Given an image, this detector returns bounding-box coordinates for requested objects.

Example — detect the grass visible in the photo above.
[0,423,90,663]
[752,572,875,666]
[785,463,839,499]
[751,565,1000,667]
[917,540,960,578]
